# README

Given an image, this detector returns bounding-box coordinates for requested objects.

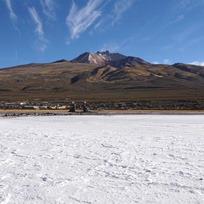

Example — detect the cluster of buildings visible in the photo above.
[0,101,90,112]
[0,101,69,110]
[1,100,204,111]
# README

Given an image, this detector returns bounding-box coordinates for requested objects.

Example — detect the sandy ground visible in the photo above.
[0,115,204,203]
[1,109,204,115]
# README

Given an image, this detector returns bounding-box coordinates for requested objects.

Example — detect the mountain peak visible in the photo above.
[71,51,150,67]
[71,51,127,66]
[71,52,107,65]
[96,50,110,55]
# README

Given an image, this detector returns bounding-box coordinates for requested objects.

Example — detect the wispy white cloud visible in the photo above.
[189,37,204,45]
[174,24,201,42]
[174,0,193,11]
[189,61,204,66]
[174,0,204,12]
[94,19,104,29]
[168,15,184,26]
[66,0,103,39]
[28,7,44,40]
[141,15,185,43]
[5,0,17,21]
[39,44,47,51]
[112,0,134,25]
[40,0,56,20]
[92,1,133,30]
[28,7,48,51]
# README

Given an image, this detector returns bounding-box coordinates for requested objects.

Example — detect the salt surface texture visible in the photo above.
[0,115,204,204]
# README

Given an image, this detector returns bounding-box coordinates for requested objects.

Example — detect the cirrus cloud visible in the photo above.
[28,7,48,52]
[5,0,17,21]
[66,0,103,39]
[40,0,56,20]
[112,0,134,25]
[28,7,44,39]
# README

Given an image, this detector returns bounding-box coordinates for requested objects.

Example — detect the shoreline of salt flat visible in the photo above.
[1,109,204,118]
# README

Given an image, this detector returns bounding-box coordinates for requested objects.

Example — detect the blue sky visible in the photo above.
[0,0,204,68]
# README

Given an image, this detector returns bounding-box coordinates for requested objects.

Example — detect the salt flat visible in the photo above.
[0,115,204,204]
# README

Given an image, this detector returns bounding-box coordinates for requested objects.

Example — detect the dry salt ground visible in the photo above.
[0,115,204,204]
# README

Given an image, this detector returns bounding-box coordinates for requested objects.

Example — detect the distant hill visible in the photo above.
[0,51,204,101]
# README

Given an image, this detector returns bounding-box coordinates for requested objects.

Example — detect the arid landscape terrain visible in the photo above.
[1,1,204,204]
[1,51,204,105]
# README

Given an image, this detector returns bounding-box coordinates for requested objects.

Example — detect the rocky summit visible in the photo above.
[70,50,148,67]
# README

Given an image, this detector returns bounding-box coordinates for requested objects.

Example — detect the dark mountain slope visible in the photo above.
[173,63,204,78]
